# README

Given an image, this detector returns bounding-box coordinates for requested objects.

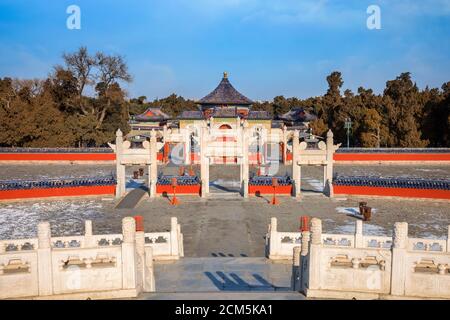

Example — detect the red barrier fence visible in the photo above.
[333,153,450,162]
[156,184,201,196]
[248,185,292,195]
[333,185,450,200]
[0,185,115,201]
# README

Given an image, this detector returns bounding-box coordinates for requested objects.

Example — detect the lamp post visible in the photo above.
[344,118,352,148]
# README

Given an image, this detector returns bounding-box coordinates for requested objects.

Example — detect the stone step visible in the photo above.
[138,291,305,300]
[208,192,242,199]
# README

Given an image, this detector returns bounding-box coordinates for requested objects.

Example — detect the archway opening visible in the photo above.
[219,124,232,130]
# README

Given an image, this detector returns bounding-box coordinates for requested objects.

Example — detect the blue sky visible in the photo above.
[0,0,449,101]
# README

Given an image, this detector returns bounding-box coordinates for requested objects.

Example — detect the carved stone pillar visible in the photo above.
[292,130,301,198]
[241,122,249,198]
[149,130,158,197]
[391,222,408,297]
[268,217,279,259]
[37,221,53,296]
[324,129,334,197]
[121,217,137,290]
[447,225,450,253]
[355,220,363,248]
[200,124,209,197]
[310,218,322,245]
[184,128,191,165]
[292,246,301,291]
[307,218,322,293]
[144,246,155,292]
[170,217,180,258]
[282,125,287,164]
[135,230,145,293]
[115,129,126,198]
[84,220,95,248]
[299,231,311,294]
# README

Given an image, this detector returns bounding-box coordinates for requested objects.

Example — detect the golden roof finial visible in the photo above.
[223,71,228,79]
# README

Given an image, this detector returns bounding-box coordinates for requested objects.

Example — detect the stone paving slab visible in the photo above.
[138,292,306,300]
[154,258,293,293]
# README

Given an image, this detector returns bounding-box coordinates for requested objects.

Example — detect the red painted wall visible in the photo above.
[156,184,201,195]
[333,153,450,162]
[0,185,115,201]
[0,153,116,161]
[248,185,292,195]
[333,185,450,200]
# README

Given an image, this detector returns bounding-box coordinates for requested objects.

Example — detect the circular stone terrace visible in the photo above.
[0,163,449,257]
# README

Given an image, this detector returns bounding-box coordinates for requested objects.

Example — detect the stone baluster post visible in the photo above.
[355,220,363,248]
[170,217,180,258]
[292,130,301,198]
[282,125,287,164]
[84,220,95,248]
[300,231,311,293]
[163,124,168,141]
[144,246,156,292]
[177,223,184,257]
[241,122,249,198]
[200,124,209,197]
[115,129,126,198]
[37,221,53,296]
[0,242,5,254]
[324,130,334,197]
[135,227,145,293]
[292,246,301,291]
[268,217,279,259]
[447,225,450,253]
[184,128,191,165]
[307,218,322,293]
[390,222,408,297]
[149,130,158,198]
[121,217,137,290]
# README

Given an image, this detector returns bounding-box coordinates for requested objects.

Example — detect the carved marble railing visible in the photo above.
[1,218,184,261]
[363,236,393,249]
[321,233,354,247]
[143,218,184,260]
[0,238,38,253]
[0,217,158,299]
[266,219,305,260]
[407,238,447,253]
[295,218,450,299]
[0,216,183,299]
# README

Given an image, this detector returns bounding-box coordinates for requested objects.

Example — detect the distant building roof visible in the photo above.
[247,110,272,120]
[178,110,204,120]
[134,107,170,122]
[198,72,253,106]
[279,107,316,123]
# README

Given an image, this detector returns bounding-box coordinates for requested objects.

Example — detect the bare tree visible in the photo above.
[94,52,132,128]
[62,46,96,113]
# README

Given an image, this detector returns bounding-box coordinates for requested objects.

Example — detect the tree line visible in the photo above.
[0,47,449,147]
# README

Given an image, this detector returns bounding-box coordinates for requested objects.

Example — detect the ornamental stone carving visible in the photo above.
[38,221,51,249]
[393,222,408,249]
[310,218,322,245]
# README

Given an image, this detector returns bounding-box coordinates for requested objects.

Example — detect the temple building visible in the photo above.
[128,72,316,164]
